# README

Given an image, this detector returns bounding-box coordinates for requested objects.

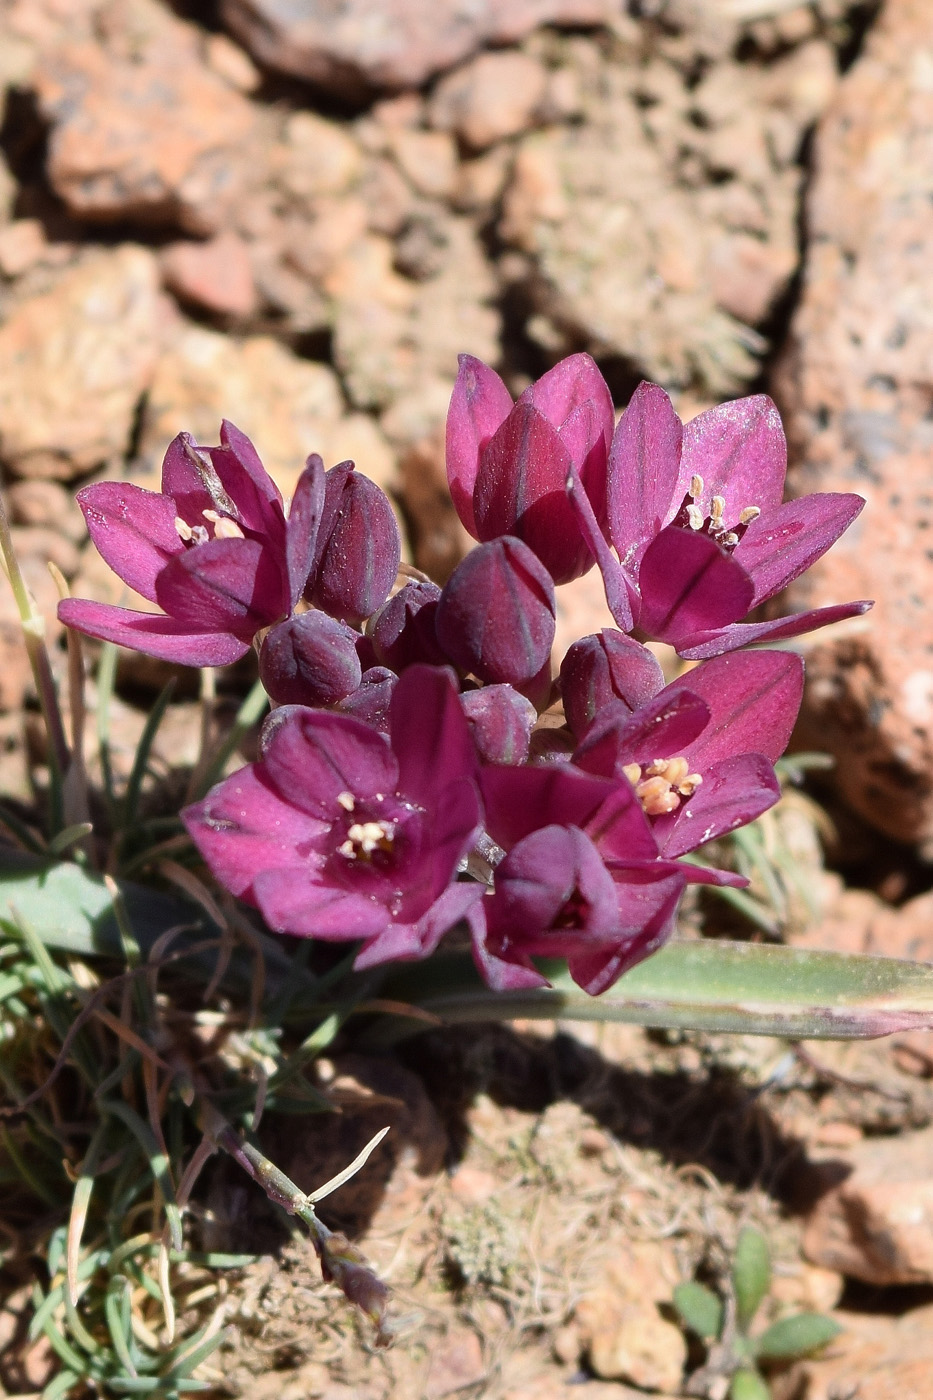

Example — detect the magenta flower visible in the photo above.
[447,353,614,584]
[183,665,485,969]
[572,648,803,859]
[567,382,871,656]
[59,424,324,666]
[476,756,740,996]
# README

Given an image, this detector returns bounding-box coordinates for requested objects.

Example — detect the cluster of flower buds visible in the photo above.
[61,354,871,994]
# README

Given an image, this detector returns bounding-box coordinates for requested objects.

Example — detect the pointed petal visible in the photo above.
[522,352,613,436]
[566,459,636,631]
[637,526,754,646]
[657,752,780,858]
[160,432,213,520]
[212,420,286,539]
[584,782,659,862]
[475,402,593,583]
[607,381,683,562]
[155,537,287,634]
[182,764,327,900]
[57,598,250,665]
[678,394,787,515]
[355,880,487,969]
[390,665,477,808]
[480,763,617,849]
[734,493,866,606]
[260,707,398,817]
[447,354,514,538]
[676,600,873,659]
[662,650,804,768]
[573,690,711,777]
[285,455,326,610]
[76,481,184,602]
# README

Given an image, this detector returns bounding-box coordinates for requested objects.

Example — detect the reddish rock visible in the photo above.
[0,220,48,278]
[35,12,257,234]
[428,51,549,150]
[804,1127,933,1285]
[139,323,396,498]
[221,0,616,97]
[773,0,933,850]
[708,231,798,325]
[0,246,162,479]
[161,232,258,319]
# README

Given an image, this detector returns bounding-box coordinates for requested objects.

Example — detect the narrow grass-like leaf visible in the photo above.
[381,941,933,1041]
[122,679,176,833]
[190,677,268,801]
[102,1101,182,1250]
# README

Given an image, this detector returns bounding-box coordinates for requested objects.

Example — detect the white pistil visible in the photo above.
[202,508,245,540]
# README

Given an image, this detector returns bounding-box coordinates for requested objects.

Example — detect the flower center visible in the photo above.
[174,508,245,546]
[622,756,702,816]
[671,474,760,553]
[333,791,400,864]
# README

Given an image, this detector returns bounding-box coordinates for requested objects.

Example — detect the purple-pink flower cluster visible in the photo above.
[60,355,870,994]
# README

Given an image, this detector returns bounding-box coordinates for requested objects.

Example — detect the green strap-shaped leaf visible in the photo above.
[382,940,933,1041]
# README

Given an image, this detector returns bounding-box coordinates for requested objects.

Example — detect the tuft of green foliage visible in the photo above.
[672,1227,841,1400]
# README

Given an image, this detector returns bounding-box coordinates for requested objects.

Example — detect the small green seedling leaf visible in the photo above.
[729,1368,771,1400]
[754,1312,842,1360]
[673,1281,723,1340]
[733,1227,771,1330]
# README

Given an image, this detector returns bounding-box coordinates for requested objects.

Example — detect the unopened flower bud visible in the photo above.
[259,614,362,707]
[461,684,536,764]
[560,630,664,738]
[307,463,402,628]
[435,536,556,692]
[368,579,445,671]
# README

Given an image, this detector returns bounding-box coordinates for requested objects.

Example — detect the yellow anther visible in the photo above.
[739,505,761,525]
[337,792,355,812]
[622,762,642,786]
[690,474,704,499]
[174,516,194,542]
[686,504,704,531]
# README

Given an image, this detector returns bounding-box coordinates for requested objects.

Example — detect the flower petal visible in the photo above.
[285,455,326,610]
[567,862,686,994]
[662,650,804,768]
[260,707,398,818]
[390,665,478,809]
[676,600,873,659]
[447,354,514,538]
[573,690,711,776]
[160,432,214,521]
[155,536,288,634]
[677,394,787,516]
[733,493,866,606]
[655,752,780,858]
[254,866,390,940]
[182,764,327,900]
[356,878,487,969]
[565,459,636,632]
[57,598,250,665]
[76,481,184,602]
[636,526,755,647]
[606,380,683,564]
[212,420,286,539]
[521,352,613,436]
[480,763,617,849]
